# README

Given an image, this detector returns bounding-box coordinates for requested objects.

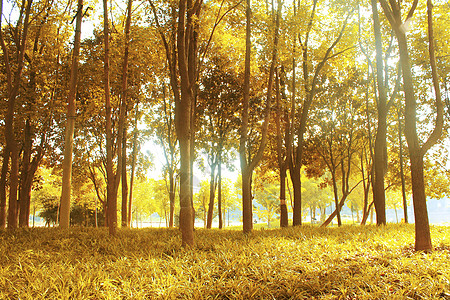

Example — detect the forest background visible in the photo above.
[0,0,449,252]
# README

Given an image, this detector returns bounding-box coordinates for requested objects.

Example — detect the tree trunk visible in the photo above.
[19,120,32,227]
[168,169,176,228]
[176,0,198,247]
[206,163,216,228]
[331,170,341,226]
[398,108,408,223]
[275,66,289,228]
[7,148,19,229]
[121,125,128,227]
[121,0,133,226]
[128,103,139,227]
[218,158,223,229]
[103,0,118,235]
[0,150,9,228]
[321,193,349,227]
[59,0,83,229]
[242,171,253,233]
[279,167,288,227]
[371,0,387,225]
[291,169,302,226]
[379,0,443,253]
[239,0,252,234]
[240,0,276,233]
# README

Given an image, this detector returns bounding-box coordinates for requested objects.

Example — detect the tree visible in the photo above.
[253,169,279,227]
[239,0,280,234]
[289,0,354,226]
[120,0,133,228]
[378,0,444,251]
[59,0,84,229]
[197,54,241,229]
[151,84,179,228]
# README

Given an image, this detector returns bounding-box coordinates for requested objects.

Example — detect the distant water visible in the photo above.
[385,197,449,226]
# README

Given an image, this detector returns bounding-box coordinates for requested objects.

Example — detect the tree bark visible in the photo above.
[60,0,83,229]
[371,0,387,225]
[379,0,443,251]
[275,67,289,228]
[1,0,33,230]
[0,150,9,228]
[120,0,133,228]
[206,163,216,228]
[176,0,199,246]
[240,0,277,233]
[398,108,408,223]
[103,0,118,235]
[19,120,32,227]
[128,102,139,227]
[7,148,19,229]
[218,157,223,229]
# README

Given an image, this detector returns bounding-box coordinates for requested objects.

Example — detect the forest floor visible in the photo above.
[0,224,449,299]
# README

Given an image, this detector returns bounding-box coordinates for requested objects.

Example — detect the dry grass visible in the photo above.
[0,224,449,299]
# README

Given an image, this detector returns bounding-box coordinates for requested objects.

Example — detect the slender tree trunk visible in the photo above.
[103,0,118,235]
[371,0,387,225]
[206,163,216,228]
[275,67,289,228]
[289,167,301,226]
[331,170,341,226]
[240,0,252,234]
[241,171,253,232]
[168,169,176,227]
[240,0,276,233]
[379,0,443,252]
[279,167,288,227]
[321,193,349,227]
[121,126,128,227]
[218,157,223,229]
[120,0,133,228]
[19,120,32,227]
[7,148,19,229]
[398,108,408,223]
[0,150,9,228]
[60,0,83,229]
[361,201,374,225]
[128,103,139,227]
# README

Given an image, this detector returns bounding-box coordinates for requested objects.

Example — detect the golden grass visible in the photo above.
[0,224,449,299]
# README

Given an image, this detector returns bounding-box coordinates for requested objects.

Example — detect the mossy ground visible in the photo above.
[0,224,449,299]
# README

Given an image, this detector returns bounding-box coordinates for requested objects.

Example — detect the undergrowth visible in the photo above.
[0,224,449,299]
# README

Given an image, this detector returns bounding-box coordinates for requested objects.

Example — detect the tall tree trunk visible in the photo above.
[361,66,375,226]
[0,150,9,228]
[7,148,19,229]
[240,0,277,233]
[371,0,387,225]
[279,167,288,227]
[1,0,33,229]
[206,163,216,228]
[128,103,139,227]
[59,0,83,229]
[176,0,200,246]
[331,169,341,226]
[379,0,443,251]
[398,108,408,223]
[120,0,132,228]
[239,0,253,234]
[289,167,302,226]
[218,155,223,229]
[275,67,289,228]
[168,169,176,227]
[19,120,32,227]
[121,124,128,227]
[103,0,118,235]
